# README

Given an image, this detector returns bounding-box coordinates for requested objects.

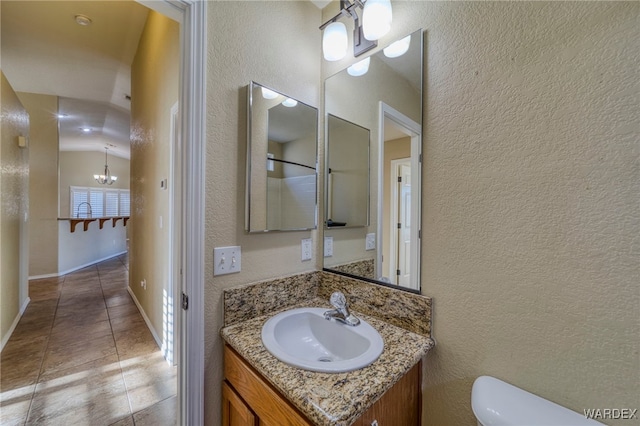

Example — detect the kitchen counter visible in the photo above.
[221,297,434,426]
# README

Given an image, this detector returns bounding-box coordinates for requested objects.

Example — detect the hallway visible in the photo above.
[0,254,177,425]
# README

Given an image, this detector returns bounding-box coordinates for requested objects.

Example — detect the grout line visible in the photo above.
[97,255,136,419]
[24,272,66,424]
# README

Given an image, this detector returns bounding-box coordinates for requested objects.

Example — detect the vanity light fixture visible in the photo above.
[94,147,118,185]
[362,0,392,41]
[281,98,298,108]
[383,34,410,58]
[347,57,370,76]
[261,87,279,100]
[320,0,393,61]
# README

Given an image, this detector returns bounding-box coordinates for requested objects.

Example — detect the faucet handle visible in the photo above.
[329,291,347,309]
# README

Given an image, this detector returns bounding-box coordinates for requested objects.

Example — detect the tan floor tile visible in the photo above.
[121,352,176,414]
[0,252,176,424]
[108,302,140,318]
[40,334,117,377]
[0,336,48,391]
[27,360,131,425]
[49,319,112,346]
[29,279,63,302]
[132,395,177,426]
[114,327,159,361]
[109,415,135,426]
[0,383,35,426]
[38,353,120,383]
[110,311,146,333]
[104,289,133,308]
[52,308,109,328]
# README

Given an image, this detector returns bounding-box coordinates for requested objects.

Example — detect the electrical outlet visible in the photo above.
[214,246,242,275]
[365,233,376,251]
[301,238,312,261]
[324,236,333,257]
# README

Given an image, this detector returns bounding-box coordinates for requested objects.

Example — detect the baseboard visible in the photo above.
[126,286,163,351]
[1,297,30,352]
[29,251,127,280]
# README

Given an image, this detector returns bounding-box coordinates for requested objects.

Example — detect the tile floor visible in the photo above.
[0,254,177,426]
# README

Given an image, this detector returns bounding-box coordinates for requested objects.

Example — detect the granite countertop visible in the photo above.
[221,297,434,426]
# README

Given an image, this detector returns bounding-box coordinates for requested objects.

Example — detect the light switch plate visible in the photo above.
[301,238,312,261]
[214,246,242,275]
[324,236,333,257]
[365,233,376,251]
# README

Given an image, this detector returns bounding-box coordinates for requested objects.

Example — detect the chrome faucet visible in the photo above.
[76,202,93,218]
[324,291,360,326]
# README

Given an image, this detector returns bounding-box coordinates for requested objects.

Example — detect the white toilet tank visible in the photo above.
[471,376,605,426]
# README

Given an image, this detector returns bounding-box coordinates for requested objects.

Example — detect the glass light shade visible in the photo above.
[323,22,348,61]
[347,57,371,77]
[383,35,410,58]
[362,0,392,41]
[261,87,279,99]
[282,98,298,108]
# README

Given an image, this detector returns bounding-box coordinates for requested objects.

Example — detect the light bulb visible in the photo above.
[362,0,392,41]
[323,22,348,61]
[347,57,371,77]
[261,87,279,99]
[383,35,410,58]
[282,98,298,108]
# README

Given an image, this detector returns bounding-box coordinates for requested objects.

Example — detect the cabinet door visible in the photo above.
[352,362,421,426]
[223,381,257,426]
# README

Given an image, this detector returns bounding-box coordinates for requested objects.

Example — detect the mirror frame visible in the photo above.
[245,81,319,233]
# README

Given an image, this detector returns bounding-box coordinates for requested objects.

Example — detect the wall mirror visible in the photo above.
[323,29,423,293]
[326,114,370,228]
[246,81,318,232]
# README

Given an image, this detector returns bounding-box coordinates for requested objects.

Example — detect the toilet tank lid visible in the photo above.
[471,376,605,426]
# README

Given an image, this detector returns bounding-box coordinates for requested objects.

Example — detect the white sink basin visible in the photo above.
[261,307,384,373]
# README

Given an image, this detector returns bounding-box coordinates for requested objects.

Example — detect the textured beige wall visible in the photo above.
[130,11,178,340]
[16,92,58,278]
[1,72,30,346]
[58,151,130,217]
[204,2,321,424]
[323,2,640,424]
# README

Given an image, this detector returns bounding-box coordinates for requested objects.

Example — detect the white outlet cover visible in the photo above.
[324,236,333,257]
[365,233,376,251]
[301,238,312,261]
[214,246,242,275]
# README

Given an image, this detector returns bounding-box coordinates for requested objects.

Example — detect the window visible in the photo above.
[70,186,130,218]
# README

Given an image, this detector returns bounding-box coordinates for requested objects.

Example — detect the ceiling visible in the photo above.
[1,1,150,159]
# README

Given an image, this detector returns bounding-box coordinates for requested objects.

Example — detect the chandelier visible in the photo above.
[94,147,118,185]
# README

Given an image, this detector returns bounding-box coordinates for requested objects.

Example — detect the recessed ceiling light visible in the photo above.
[57,114,68,119]
[74,14,93,26]
[81,127,92,133]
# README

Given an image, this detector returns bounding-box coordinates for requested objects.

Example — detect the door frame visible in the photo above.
[376,102,421,291]
[136,1,206,424]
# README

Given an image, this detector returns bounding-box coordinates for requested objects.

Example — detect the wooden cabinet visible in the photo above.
[223,344,421,426]
[222,381,257,426]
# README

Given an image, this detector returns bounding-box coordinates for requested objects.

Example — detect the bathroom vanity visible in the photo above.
[222,344,421,426]
[220,271,434,426]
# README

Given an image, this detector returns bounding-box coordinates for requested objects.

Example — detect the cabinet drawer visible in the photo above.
[224,345,312,426]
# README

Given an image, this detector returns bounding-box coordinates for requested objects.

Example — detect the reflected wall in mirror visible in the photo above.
[323,29,423,292]
[246,82,318,232]
[326,114,370,228]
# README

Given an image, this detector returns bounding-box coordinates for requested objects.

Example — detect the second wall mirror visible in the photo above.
[324,29,423,293]
[246,82,318,232]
